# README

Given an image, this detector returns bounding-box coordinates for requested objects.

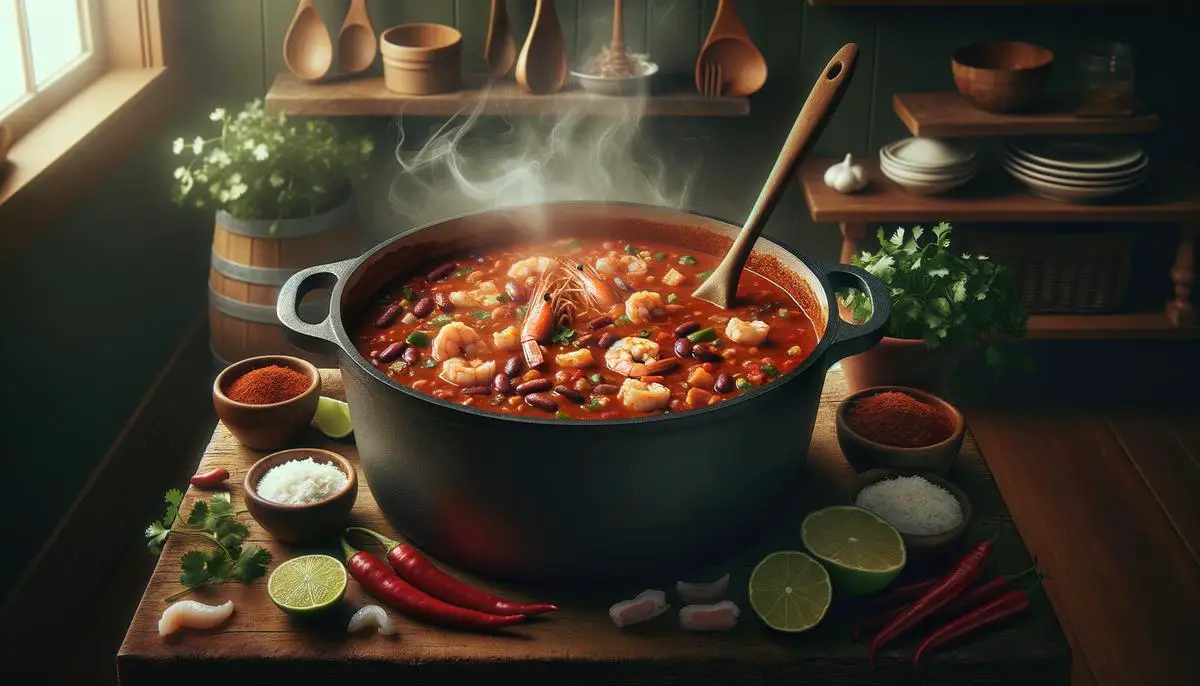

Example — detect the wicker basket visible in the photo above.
[959,228,1135,314]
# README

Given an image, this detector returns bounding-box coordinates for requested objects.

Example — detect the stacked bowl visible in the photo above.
[880,137,978,195]
[1003,138,1148,202]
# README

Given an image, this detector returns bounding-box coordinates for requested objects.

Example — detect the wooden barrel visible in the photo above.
[208,197,359,368]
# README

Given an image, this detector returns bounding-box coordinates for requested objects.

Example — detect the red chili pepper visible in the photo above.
[868,534,998,665]
[189,468,229,489]
[347,527,558,616]
[856,576,940,614]
[339,538,527,630]
[913,589,1032,666]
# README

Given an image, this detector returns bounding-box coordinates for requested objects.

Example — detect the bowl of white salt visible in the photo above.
[244,448,358,543]
[848,469,972,556]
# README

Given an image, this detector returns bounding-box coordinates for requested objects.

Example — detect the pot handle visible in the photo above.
[276,257,357,354]
[822,263,891,363]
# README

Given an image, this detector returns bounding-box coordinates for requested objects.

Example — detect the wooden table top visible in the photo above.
[117,369,1068,685]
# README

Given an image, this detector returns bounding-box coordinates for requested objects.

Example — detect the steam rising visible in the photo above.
[387,81,693,228]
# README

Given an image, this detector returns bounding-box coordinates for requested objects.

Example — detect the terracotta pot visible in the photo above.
[839,336,967,394]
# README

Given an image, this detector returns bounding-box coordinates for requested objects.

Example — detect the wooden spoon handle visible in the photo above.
[611,0,625,51]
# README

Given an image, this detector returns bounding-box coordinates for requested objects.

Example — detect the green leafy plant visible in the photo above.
[838,222,1027,366]
[170,99,373,221]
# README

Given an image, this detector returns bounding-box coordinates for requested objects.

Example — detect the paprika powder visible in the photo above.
[844,391,953,448]
[227,365,310,405]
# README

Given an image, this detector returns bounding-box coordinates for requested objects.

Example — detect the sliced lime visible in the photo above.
[748,551,832,633]
[314,396,353,439]
[801,506,906,596]
[267,554,347,615]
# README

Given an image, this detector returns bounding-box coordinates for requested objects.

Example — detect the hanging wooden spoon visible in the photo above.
[485,0,517,77]
[607,0,632,75]
[283,0,333,81]
[695,0,766,97]
[691,43,859,309]
[337,0,377,76]
[515,0,567,94]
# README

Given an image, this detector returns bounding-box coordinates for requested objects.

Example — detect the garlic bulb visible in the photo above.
[823,153,867,194]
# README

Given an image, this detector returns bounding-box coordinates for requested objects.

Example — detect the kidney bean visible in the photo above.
[462,385,491,395]
[553,385,585,403]
[411,296,435,318]
[378,341,406,363]
[524,393,559,413]
[402,346,421,365]
[674,321,701,338]
[713,373,734,394]
[573,333,595,346]
[674,338,694,358]
[516,378,553,395]
[433,292,452,311]
[504,355,524,377]
[427,263,455,281]
[588,315,613,329]
[505,281,526,303]
[491,373,512,395]
[692,343,723,362]
[592,384,620,396]
[597,332,619,348]
[645,359,679,375]
[375,303,403,328]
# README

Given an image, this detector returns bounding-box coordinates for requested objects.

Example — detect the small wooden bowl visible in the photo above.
[213,355,320,451]
[836,386,966,476]
[951,41,1054,113]
[849,468,972,557]
[244,448,358,543]
[380,23,462,95]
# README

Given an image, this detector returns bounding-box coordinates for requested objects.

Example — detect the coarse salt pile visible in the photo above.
[855,476,963,536]
[256,457,348,505]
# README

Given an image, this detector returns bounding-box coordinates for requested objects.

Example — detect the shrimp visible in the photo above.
[158,600,234,637]
[605,336,659,377]
[507,256,553,281]
[520,272,576,368]
[617,378,671,412]
[432,321,489,361]
[596,252,648,276]
[492,325,520,351]
[556,348,594,369]
[725,317,770,345]
[609,589,670,628]
[347,605,396,636]
[449,280,502,308]
[624,291,664,325]
[679,601,740,632]
[559,258,619,309]
[439,357,497,386]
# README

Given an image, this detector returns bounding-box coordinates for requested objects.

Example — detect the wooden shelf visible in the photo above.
[264,72,749,118]
[1025,312,1200,339]
[799,158,1200,223]
[894,92,1159,138]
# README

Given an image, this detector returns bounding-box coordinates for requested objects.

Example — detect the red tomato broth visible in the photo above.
[351,237,819,419]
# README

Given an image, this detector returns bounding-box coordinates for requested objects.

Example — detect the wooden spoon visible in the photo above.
[607,0,632,75]
[515,0,567,94]
[283,0,333,81]
[694,0,766,97]
[691,44,859,309]
[485,0,517,77]
[337,0,377,76]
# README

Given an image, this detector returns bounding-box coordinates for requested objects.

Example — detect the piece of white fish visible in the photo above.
[348,604,396,635]
[609,589,670,628]
[676,573,731,604]
[158,600,234,637]
[679,600,740,631]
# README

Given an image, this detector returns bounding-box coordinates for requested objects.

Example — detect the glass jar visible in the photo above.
[1076,42,1135,117]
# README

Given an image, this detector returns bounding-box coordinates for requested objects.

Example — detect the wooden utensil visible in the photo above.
[283,0,333,81]
[694,0,766,97]
[607,0,633,75]
[337,0,377,76]
[485,0,517,77]
[699,61,722,98]
[692,44,859,309]
[515,0,567,94]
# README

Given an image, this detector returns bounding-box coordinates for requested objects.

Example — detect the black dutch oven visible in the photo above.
[278,202,889,585]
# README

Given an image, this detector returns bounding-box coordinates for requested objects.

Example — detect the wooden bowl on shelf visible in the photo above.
[849,468,973,557]
[380,23,462,95]
[951,41,1054,113]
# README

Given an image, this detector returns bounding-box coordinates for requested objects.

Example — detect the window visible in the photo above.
[1,0,103,142]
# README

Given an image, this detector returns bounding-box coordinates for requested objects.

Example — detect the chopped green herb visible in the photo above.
[515,304,529,317]
[428,314,453,327]
[555,411,570,419]
[421,358,436,368]
[470,310,491,320]
[450,265,474,278]
[653,252,668,262]
[778,308,790,318]
[687,327,717,343]
[406,331,431,347]
[666,293,678,304]
[614,314,631,326]
[589,373,603,384]
[638,329,651,338]
[736,377,753,391]
[550,327,576,345]
[623,244,639,256]
[762,363,780,377]
[388,361,408,374]
[400,285,416,301]
[678,255,698,266]
[697,270,714,280]
[582,396,604,411]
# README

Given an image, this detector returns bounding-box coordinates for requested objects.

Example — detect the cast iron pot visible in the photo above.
[278,202,889,585]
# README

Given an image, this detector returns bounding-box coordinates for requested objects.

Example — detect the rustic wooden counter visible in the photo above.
[118,369,1068,685]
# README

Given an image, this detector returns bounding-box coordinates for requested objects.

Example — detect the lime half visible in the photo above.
[314,397,353,440]
[802,506,906,596]
[267,554,347,615]
[748,551,832,633]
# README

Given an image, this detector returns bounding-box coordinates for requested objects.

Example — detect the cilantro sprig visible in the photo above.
[550,327,576,345]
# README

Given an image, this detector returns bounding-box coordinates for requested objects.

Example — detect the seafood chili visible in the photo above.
[351,238,819,419]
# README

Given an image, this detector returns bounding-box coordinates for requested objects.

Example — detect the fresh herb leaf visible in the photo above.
[653,252,667,262]
[162,489,182,528]
[589,373,603,384]
[400,285,416,301]
[421,358,437,368]
[736,377,753,391]
[614,314,630,325]
[428,314,453,327]
[231,546,272,582]
[179,550,211,588]
[151,490,270,601]
[550,327,576,345]
[638,329,651,337]
[186,500,209,528]
[697,270,714,280]
[470,310,491,320]
[145,522,170,555]
[582,396,604,411]
[555,411,570,419]
[666,293,678,304]
[450,265,474,278]
[762,363,780,377]
[623,244,639,255]
[678,255,698,266]
[496,293,511,303]
[777,308,789,319]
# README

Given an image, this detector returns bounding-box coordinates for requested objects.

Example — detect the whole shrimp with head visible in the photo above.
[518,258,619,369]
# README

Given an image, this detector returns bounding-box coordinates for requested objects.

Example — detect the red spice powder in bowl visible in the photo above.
[213,355,321,451]
[835,386,966,475]
[844,391,954,448]
[227,364,311,405]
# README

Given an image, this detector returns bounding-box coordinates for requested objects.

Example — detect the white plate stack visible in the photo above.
[879,137,978,195]
[1003,138,1149,202]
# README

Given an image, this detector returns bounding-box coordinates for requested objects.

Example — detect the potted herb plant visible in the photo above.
[170,99,374,364]
[837,222,1028,393]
